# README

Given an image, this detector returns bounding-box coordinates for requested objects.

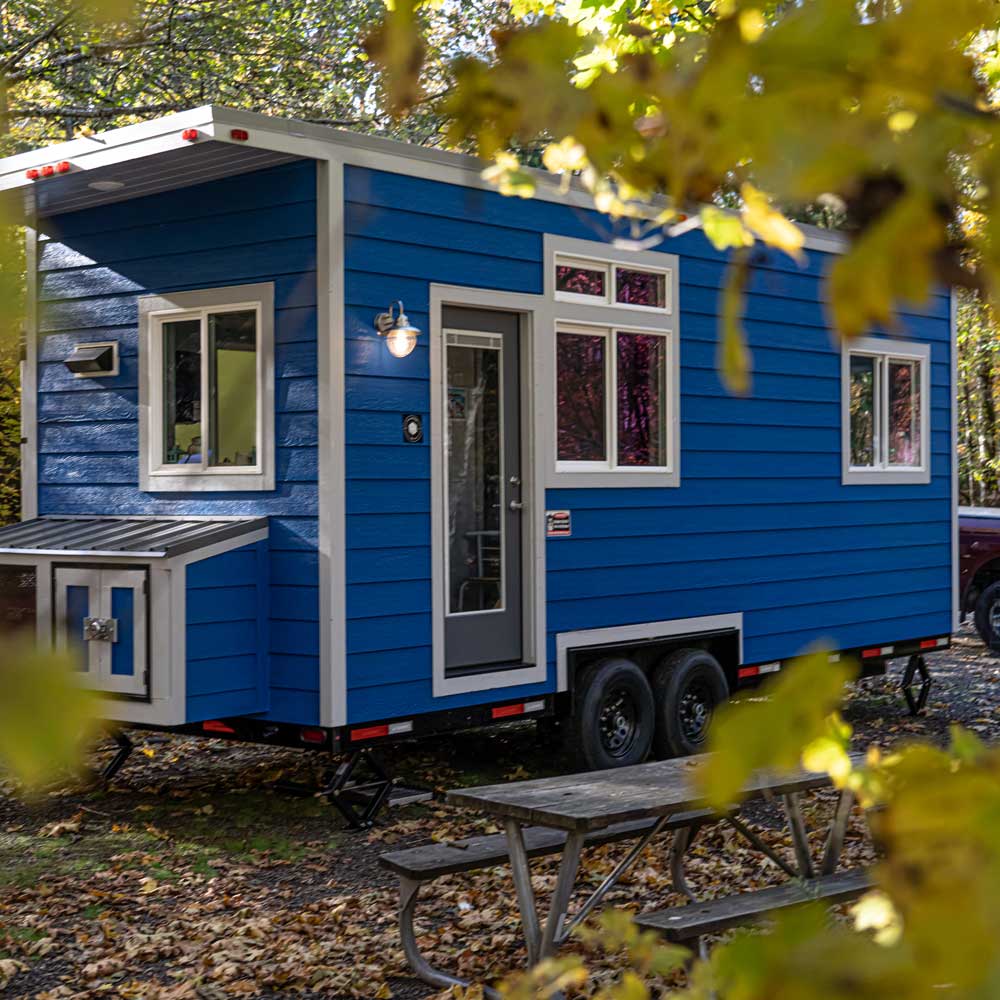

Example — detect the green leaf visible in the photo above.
[697,644,856,812]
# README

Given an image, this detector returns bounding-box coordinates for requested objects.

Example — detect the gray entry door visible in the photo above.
[443,306,523,671]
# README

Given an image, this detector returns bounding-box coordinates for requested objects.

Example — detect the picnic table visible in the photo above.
[381,753,870,995]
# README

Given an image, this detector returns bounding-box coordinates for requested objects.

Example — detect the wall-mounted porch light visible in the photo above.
[64,341,119,378]
[374,301,421,359]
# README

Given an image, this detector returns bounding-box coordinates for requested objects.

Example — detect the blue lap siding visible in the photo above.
[344,165,952,723]
[185,541,270,721]
[35,161,321,725]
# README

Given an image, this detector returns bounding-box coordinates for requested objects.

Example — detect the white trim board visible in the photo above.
[556,613,744,692]
[429,283,548,698]
[317,159,347,728]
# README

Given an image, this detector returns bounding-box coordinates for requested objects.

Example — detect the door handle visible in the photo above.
[509,500,524,511]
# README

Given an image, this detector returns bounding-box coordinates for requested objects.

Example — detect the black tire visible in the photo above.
[975,580,1000,653]
[570,657,655,770]
[651,648,729,758]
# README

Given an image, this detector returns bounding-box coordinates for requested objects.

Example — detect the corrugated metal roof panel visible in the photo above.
[0,517,267,558]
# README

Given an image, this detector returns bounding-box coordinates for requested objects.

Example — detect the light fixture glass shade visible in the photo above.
[385,325,418,359]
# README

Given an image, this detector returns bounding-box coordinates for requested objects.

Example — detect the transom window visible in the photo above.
[842,336,930,485]
[555,254,670,311]
[138,283,275,492]
[556,324,672,471]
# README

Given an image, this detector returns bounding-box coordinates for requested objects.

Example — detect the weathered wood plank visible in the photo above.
[634,867,873,941]
[379,810,714,881]
[445,754,861,833]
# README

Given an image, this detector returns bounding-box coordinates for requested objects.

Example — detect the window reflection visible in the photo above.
[447,342,503,614]
[557,332,607,462]
[617,332,667,466]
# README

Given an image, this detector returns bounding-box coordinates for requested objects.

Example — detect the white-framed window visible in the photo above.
[138,283,275,492]
[556,322,674,474]
[841,335,930,485]
[554,253,671,312]
[544,235,680,488]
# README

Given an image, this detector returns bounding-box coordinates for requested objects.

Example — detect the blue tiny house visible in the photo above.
[0,108,957,772]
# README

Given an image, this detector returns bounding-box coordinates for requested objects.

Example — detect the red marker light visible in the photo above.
[230,128,249,141]
[299,728,326,745]
[25,168,40,180]
[182,128,199,142]
[41,165,55,177]
[203,719,235,734]
[56,161,71,174]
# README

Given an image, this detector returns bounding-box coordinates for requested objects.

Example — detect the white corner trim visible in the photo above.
[429,283,548,698]
[318,158,346,727]
[840,334,932,486]
[21,226,38,521]
[137,282,275,493]
[543,234,681,489]
[951,290,960,630]
[556,613,744,692]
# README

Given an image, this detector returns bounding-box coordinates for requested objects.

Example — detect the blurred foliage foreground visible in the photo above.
[496,650,1000,1000]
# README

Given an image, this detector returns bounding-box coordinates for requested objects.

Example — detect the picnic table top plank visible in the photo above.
[445,754,856,832]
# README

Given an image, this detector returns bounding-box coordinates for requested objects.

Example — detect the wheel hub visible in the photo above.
[990,599,1000,634]
[599,689,638,757]
[678,680,713,744]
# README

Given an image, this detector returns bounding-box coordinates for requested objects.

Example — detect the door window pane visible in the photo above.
[888,360,920,466]
[849,354,877,468]
[617,333,667,466]
[447,343,503,614]
[556,261,607,298]
[0,565,35,637]
[162,319,201,465]
[615,267,666,308]
[557,332,607,462]
[208,310,258,467]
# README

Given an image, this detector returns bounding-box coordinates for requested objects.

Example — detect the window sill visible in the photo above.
[140,471,275,493]
[842,467,930,486]
[550,466,680,489]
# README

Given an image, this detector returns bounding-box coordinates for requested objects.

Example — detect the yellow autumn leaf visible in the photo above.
[852,891,903,947]
[0,639,101,790]
[698,644,856,811]
[718,257,752,396]
[740,183,805,263]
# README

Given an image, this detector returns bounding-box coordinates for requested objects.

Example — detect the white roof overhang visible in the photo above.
[0,104,848,254]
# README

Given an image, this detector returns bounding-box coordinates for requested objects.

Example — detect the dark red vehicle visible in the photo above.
[961,507,1000,651]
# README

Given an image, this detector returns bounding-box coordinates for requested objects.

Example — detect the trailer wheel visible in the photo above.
[571,658,654,770]
[974,580,1000,653]
[652,649,728,758]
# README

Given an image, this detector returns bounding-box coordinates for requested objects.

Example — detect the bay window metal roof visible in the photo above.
[0,516,267,559]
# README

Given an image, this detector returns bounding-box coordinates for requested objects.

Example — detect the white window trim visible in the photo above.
[841,335,931,486]
[545,235,680,488]
[138,282,275,492]
[554,251,673,313]
[555,320,675,475]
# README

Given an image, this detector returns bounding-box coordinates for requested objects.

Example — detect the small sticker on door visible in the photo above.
[546,510,571,538]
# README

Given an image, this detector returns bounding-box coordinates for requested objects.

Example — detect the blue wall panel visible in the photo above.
[342,164,953,724]
[184,540,271,722]
[36,162,320,724]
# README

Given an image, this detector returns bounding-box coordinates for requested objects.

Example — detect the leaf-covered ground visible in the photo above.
[1,625,998,999]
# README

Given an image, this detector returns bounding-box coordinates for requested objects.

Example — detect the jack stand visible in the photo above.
[101,731,134,786]
[901,653,932,716]
[277,749,402,829]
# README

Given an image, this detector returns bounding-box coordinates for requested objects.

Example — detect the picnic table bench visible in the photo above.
[381,754,871,995]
